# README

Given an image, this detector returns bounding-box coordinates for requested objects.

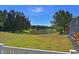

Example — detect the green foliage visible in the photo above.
[56,26,64,34]
[30,29,47,35]
[31,25,51,30]
[0,10,5,31]
[0,10,31,32]
[52,10,72,34]
[29,29,56,35]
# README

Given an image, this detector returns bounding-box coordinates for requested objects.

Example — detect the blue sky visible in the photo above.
[0,5,79,26]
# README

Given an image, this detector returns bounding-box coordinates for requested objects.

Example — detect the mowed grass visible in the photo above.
[0,32,73,52]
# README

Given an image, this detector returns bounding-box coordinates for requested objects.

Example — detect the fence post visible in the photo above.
[0,43,4,54]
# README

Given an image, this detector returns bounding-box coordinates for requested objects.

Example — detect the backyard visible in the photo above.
[0,5,77,52]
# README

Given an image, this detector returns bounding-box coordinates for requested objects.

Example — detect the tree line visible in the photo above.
[0,10,31,32]
[0,10,53,32]
[0,9,78,34]
[31,25,52,30]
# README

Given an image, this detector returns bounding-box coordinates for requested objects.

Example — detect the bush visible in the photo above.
[47,29,56,33]
[56,27,64,34]
[30,29,48,35]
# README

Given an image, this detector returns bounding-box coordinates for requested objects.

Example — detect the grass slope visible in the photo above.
[0,32,73,52]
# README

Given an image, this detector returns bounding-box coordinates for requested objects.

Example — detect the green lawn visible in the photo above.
[0,32,73,52]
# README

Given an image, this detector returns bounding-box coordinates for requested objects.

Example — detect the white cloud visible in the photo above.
[30,7,44,13]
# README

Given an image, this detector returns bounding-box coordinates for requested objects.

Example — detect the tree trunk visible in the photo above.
[64,26,69,34]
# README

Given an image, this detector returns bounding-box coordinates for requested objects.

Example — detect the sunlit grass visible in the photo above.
[0,32,73,52]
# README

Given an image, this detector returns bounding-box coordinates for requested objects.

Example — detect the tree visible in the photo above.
[4,10,16,31]
[0,10,6,31]
[53,10,72,34]
[26,17,31,29]
[4,10,31,32]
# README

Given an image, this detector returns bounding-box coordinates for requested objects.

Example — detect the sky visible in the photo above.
[0,5,79,26]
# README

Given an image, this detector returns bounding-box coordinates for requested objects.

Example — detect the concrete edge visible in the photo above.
[2,46,69,54]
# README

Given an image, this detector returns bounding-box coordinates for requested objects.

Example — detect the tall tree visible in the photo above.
[4,10,16,31]
[53,10,72,34]
[0,10,6,31]
[4,10,31,31]
[26,17,31,29]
